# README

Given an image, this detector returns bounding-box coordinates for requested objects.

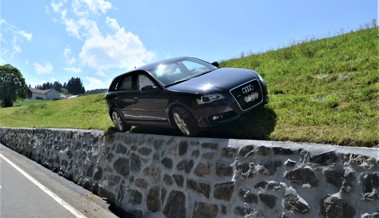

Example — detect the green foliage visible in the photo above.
[0,64,28,107]
[66,77,85,95]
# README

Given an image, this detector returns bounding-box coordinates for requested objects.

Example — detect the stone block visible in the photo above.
[187,179,211,198]
[194,162,210,177]
[138,147,152,156]
[239,188,258,204]
[239,145,255,158]
[320,194,356,218]
[129,190,142,205]
[115,143,127,154]
[310,151,338,166]
[202,142,218,150]
[177,159,194,173]
[135,178,148,189]
[214,182,235,201]
[163,191,186,218]
[216,161,233,177]
[130,153,141,172]
[143,167,161,183]
[179,141,188,156]
[324,169,343,188]
[361,173,379,201]
[161,157,173,169]
[272,147,294,155]
[256,146,271,156]
[259,193,277,209]
[221,147,237,159]
[163,174,173,185]
[236,162,255,179]
[192,201,218,218]
[284,167,318,186]
[147,187,161,212]
[173,174,184,187]
[284,187,310,214]
[113,157,130,176]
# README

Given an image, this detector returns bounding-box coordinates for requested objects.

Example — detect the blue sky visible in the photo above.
[0,0,377,90]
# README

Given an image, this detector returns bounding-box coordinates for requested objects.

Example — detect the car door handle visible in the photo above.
[133,97,139,102]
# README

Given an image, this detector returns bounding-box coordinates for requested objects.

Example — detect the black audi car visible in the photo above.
[106,57,268,136]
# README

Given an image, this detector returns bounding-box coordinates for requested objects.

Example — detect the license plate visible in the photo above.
[244,92,259,103]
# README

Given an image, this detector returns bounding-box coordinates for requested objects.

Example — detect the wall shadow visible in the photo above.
[128,106,277,140]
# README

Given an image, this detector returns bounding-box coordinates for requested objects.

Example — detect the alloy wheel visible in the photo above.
[112,111,124,131]
[173,112,190,136]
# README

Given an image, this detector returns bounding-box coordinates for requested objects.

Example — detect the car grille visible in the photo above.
[230,79,263,111]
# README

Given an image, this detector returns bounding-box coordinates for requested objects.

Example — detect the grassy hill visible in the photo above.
[0,27,378,147]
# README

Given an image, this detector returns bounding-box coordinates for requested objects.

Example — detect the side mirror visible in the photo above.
[211,61,219,68]
[141,85,155,93]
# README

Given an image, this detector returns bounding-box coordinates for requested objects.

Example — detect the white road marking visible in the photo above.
[0,153,87,218]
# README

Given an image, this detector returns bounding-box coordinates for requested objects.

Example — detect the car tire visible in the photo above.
[171,106,200,136]
[111,110,131,132]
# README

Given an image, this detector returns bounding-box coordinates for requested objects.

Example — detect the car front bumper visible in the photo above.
[191,94,269,129]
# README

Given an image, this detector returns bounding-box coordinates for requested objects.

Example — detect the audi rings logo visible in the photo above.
[242,84,254,94]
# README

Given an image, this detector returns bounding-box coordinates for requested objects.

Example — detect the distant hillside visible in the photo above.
[0,27,377,147]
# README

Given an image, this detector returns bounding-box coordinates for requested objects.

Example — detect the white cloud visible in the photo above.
[79,19,155,74]
[49,0,155,76]
[64,47,76,65]
[51,0,66,13]
[83,0,112,14]
[64,67,82,73]
[33,62,54,75]
[0,19,32,59]
[18,30,33,41]
[85,76,107,90]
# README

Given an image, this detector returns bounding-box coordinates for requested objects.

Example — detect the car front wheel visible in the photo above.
[171,106,200,136]
[111,110,131,132]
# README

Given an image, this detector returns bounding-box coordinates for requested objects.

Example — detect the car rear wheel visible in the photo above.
[171,106,200,136]
[111,110,131,132]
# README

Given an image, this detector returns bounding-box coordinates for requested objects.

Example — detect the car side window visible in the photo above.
[138,74,155,91]
[117,75,133,91]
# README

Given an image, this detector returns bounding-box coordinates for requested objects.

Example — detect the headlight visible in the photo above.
[196,93,225,105]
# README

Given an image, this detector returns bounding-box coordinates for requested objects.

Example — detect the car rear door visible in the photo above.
[111,74,140,120]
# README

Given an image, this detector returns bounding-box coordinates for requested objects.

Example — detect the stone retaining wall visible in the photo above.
[0,128,378,218]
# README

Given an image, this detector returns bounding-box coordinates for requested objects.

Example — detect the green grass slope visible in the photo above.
[0,94,113,130]
[219,27,378,146]
[0,27,378,146]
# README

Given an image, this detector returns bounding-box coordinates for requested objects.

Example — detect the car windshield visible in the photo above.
[149,58,218,86]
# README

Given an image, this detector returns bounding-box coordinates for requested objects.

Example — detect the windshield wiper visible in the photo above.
[165,70,214,87]
[166,78,191,87]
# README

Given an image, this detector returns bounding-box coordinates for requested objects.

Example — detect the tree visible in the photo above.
[66,77,85,95]
[0,64,28,107]
[53,81,62,92]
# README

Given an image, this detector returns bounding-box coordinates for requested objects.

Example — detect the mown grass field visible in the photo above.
[0,95,113,130]
[0,27,378,147]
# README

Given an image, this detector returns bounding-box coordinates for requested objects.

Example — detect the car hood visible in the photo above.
[166,68,259,94]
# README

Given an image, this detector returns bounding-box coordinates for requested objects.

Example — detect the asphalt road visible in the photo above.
[0,144,121,218]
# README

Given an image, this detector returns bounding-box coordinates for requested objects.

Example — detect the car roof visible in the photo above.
[113,56,191,81]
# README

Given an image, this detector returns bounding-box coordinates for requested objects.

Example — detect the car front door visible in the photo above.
[131,73,169,124]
